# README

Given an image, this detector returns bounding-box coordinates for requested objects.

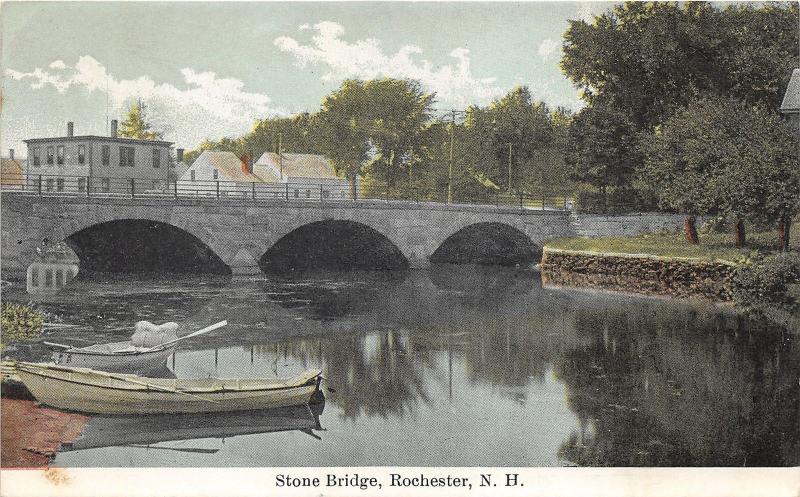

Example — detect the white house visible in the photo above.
[780,68,799,137]
[178,150,281,196]
[255,152,357,199]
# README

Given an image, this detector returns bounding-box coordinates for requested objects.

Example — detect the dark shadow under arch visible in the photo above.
[260,220,409,273]
[431,222,542,266]
[66,219,230,274]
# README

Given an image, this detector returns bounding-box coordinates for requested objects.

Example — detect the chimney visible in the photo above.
[110,119,118,138]
[176,148,184,163]
[67,121,74,137]
[240,153,253,174]
[9,149,14,160]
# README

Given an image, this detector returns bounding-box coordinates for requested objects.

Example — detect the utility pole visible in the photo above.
[277,131,283,179]
[441,109,466,204]
[507,142,513,194]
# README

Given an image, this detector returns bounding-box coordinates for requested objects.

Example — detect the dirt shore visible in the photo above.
[1,398,89,468]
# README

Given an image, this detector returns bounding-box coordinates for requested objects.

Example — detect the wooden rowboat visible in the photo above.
[11,361,323,415]
[45,321,227,373]
[49,341,177,373]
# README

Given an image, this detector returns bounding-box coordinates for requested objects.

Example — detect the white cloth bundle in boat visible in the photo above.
[130,321,180,348]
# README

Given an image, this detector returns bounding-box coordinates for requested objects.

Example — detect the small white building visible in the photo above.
[255,152,356,200]
[179,151,279,196]
[780,68,799,137]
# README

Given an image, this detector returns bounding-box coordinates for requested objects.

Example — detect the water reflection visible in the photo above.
[2,265,796,467]
[26,261,79,295]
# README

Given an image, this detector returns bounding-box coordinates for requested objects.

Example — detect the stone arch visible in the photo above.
[430,221,542,266]
[58,214,230,274]
[259,219,411,272]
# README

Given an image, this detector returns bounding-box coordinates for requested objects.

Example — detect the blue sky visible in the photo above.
[1,1,612,154]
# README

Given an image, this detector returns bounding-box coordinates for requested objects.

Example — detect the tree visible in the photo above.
[118,101,162,140]
[462,86,572,195]
[640,97,800,247]
[561,2,799,204]
[317,79,436,198]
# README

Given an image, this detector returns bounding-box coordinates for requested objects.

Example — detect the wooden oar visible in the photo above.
[141,320,228,352]
[43,341,74,349]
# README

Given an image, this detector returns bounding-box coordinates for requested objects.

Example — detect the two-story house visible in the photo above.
[23,120,173,194]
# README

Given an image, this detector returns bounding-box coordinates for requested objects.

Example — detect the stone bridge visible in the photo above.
[1,192,687,276]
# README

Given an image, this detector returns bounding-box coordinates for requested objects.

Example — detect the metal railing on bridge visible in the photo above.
[0,173,574,211]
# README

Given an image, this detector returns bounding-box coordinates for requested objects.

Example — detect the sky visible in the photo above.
[1,1,613,155]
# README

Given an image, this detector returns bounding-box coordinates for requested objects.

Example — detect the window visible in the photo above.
[78,178,86,192]
[294,189,299,198]
[33,147,41,166]
[78,145,85,164]
[213,169,218,180]
[119,146,135,167]
[152,148,161,168]
[56,178,64,191]
[30,267,39,287]
[305,189,311,198]
[46,146,54,165]
[102,145,110,166]
[190,170,196,181]
[45,269,53,287]
[101,178,110,192]
[46,178,54,191]
[56,145,65,165]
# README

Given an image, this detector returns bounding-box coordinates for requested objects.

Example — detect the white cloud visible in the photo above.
[537,38,560,62]
[274,21,503,107]
[5,56,279,147]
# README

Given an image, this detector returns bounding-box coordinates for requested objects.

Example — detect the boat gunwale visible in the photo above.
[14,364,322,394]
[52,341,176,356]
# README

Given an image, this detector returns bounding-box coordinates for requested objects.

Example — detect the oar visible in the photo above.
[141,320,228,352]
[43,341,74,349]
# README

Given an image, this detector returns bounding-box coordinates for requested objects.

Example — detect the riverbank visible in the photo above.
[1,397,89,468]
[540,247,736,300]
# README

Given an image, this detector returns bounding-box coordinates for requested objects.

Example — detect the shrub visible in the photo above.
[730,253,800,316]
[1,303,44,349]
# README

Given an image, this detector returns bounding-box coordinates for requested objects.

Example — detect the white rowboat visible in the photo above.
[46,321,227,373]
[12,362,322,415]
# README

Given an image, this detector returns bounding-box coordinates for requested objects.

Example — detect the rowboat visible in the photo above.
[61,403,325,452]
[45,321,227,373]
[10,361,323,415]
[49,341,177,372]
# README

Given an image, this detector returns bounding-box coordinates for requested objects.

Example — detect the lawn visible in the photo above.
[545,222,799,264]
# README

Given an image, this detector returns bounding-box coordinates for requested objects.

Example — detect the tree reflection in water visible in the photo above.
[555,303,799,466]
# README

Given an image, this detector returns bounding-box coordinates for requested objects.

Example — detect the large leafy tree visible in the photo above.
[561,1,799,199]
[317,78,435,197]
[118,101,162,140]
[640,97,799,248]
[463,87,572,195]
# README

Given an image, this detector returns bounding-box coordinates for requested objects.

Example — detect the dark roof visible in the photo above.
[780,69,800,112]
[23,135,173,146]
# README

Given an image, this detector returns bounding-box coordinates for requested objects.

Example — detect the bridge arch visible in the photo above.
[260,219,410,273]
[430,221,542,266]
[53,215,230,274]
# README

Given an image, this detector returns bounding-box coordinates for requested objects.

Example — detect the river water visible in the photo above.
[3,264,798,467]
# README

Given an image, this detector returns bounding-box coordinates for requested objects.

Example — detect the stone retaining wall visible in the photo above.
[540,248,736,301]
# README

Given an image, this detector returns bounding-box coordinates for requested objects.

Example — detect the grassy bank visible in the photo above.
[546,223,799,264]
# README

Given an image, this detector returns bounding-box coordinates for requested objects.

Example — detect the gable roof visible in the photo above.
[189,151,280,183]
[255,152,340,180]
[780,68,800,112]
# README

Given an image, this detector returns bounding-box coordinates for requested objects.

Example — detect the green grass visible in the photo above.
[546,223,799,264]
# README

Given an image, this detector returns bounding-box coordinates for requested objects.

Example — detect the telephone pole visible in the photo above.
[507,142,513,193]
[440,109,466,204]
